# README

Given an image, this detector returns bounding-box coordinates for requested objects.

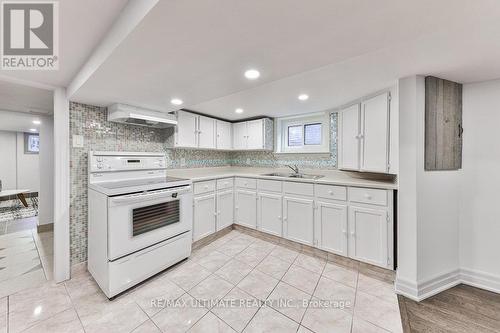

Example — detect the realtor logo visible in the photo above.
[1,1,58,70]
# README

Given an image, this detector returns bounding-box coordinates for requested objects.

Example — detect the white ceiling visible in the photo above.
[62,1,500,119]
[0,81,53,114]
[0,0,127,88]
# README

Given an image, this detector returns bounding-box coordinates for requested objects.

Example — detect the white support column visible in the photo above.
[53,88,70,282]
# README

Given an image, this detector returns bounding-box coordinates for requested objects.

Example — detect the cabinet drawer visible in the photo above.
[348,187,387,206]
[235,177,257,189]
[283,181,313,196]
[315,184,347,201]
[217,178,234,191]
[194,180,216,195]
[257,179,282,193]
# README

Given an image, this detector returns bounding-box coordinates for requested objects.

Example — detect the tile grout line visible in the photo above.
[63,280,88,333]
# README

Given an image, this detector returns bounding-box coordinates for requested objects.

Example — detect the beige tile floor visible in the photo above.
[0,229,53,299]
[0,230,403,333]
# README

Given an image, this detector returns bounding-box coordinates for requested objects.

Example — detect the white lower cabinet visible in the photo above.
[235,189,257,229]
[315,201,348,256]
[257,192,282,237]
[348,205,388,268]
[192,177,393,270]
[283,196,314,246]
[193,193,216,241]
[216,190,234,231]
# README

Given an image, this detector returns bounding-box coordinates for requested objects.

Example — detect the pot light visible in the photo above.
[32,120,41,125]
[29,128,37,132]
[235,108,244,114]
[244,69,260,80]
[170,98,183,106]
[298,94,309,101]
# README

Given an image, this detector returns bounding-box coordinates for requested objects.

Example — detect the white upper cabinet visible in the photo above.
[175,111,216,149]
[175,111,198,148]
[338,104,360,171]
[338,92,390,173]
[198,115,216,149]
[216,120,232,150]
[232,119,273,151]
[246,119,264,149]
[233,122,247,150]
[175,111,272,151]
[361,93,390,173]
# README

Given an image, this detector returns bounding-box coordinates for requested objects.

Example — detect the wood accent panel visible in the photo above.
[425,76,463,170]
[398,284,500,332]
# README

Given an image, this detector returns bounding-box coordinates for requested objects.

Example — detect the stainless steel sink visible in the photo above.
[262,172,324,179]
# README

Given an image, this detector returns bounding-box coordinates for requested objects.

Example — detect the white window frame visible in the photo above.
[276,112,330,153]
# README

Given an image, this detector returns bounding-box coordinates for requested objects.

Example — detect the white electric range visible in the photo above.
[87,151,193,298]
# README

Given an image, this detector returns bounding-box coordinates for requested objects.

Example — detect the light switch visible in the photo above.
[180,158,186,167]
[73,135,84,148]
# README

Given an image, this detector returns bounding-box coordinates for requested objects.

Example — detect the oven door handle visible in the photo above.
[110,186,191,205]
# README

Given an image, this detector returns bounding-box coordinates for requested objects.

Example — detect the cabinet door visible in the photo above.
[235,189,257,229]
[283,196,314,246]
[361,93,389,173]
[216,120,232,150]
[193,193,216,241]
[348,206,388,268]
[258,192,282,237]
[315,201,348,256]
[176,111,198,148]
[338,104,361,170]
[233,122,247,150]
[217,190,234,231]
[198,115,216,149]
[246,119,264,149]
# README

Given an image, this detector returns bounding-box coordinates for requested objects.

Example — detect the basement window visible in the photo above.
[277,112,330,153]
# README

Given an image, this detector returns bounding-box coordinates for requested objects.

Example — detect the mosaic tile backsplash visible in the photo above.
[69,102,231,264]
[69,103,337,265]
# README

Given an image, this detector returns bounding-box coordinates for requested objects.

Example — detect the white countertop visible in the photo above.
[167,166,398,190]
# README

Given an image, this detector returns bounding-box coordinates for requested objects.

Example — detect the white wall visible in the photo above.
[16,132,40,192]
[396,76,461,300]
[38,118,54,225]
[0,130,39,192]
[460,79,500,284]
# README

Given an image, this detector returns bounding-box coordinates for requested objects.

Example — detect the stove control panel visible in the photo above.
[89,152,166,172]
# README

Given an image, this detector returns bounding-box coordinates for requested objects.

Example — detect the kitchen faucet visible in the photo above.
[286,164,300,174]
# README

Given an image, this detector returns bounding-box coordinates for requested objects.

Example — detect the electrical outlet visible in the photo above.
[72,135,84,148]
[246,158,250,165]
[180,158,186,167]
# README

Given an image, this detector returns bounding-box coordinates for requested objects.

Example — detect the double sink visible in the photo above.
[261,172,325,180]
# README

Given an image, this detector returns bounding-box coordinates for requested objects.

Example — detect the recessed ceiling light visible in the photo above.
[32,120,41,125]
[244,69,260,80]
[298,94,309,101]
[170,98,183,106]
[29,128,37,132]
[235,108,244,114]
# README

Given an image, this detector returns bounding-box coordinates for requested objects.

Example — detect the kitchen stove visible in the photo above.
[87,151,193,298]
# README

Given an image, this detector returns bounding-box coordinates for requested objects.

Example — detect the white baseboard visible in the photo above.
[396,268,500,301]
[460,268,500,294]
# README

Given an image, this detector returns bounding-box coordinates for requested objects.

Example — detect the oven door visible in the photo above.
[107,185,192,261]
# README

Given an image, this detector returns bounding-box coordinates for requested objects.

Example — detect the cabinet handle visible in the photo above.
[283,217,288,221]
[278,215,282,220]
[364,194,372,200]
[350,231,355,237]
[217,211,221,215]
[328,190,333,195]
[342,230,347,234]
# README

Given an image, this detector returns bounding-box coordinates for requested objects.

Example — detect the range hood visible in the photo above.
[107,103,177,128]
